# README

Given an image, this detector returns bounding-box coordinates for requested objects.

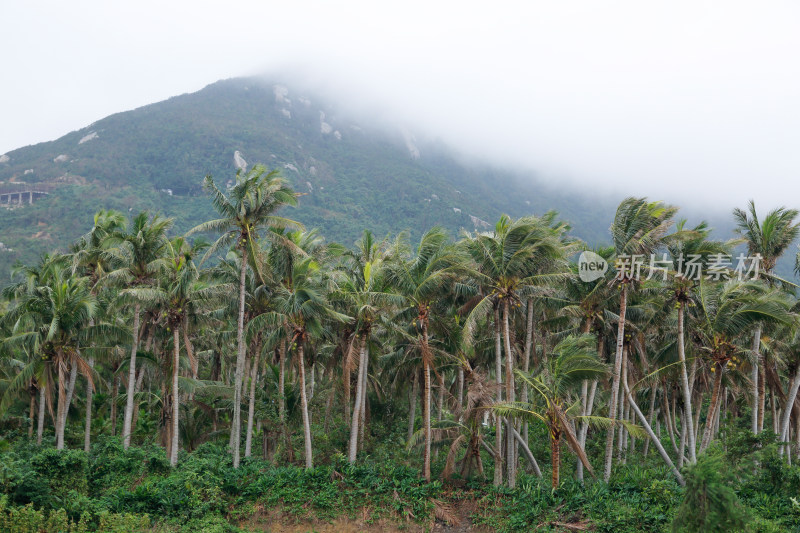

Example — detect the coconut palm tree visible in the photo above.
[190,165,298,468]
[385,227,462,481]
[604,197,677,481]
[249,256,349,468]
[693,280,793,451]
[71,209,126,452]
[493,335,619,487]
[733,200,800,434]
[2,264,98,449]
[462,213,572,486]
[104,211,172,450]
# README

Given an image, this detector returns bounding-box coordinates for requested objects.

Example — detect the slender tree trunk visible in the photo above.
[422,319,433,482]
[245,343,261,458]
[84,357,94,453]
[359,347,367,453]
[343,334,354,421]
[122,303,141,449]
[297,342,313,469]
[494,306,504,486]
[617,349,628,464]
[780,368,800,456]
[511,427,542,477]
[663,389,680,457]
[643,384,657,457]
[170,327,180,467]
[503,299,517,487]
[37,384,46,445]
[349,336,366,462]
[278,340,287,445]
[231,251,249,468]
[551,430,561,488]
[604,284,628,482]
[758,361,767,433]
[29,389,36,439]
[678,408,688,469]
[623,360,685,486]
[677,302,697,463]
[752,325,762,433]
[522,299,534,450]
[110,376,118,436]
[701,363,724,452]
[407,369,418,444]
[56,358,67,450]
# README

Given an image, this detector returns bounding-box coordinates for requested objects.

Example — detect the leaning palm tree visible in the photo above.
[733,200,800,434]
[190,165,298,468]
[105,211,172,450]
[604,197,677,481]
[493,335,622,487]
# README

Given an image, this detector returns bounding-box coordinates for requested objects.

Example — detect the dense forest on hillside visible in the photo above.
[2,167,800,531]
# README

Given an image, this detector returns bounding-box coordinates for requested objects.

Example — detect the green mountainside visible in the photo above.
[0,77,618,279]
[2,76,787,282]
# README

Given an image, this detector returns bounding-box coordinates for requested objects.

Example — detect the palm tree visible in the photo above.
[250,256,349,468]
[604,197,677,481]
[71,209,126,452]
[190,165,298,468]
[2,264,97,449]
[693,280,792,451]
[386,227,461,481]
[125,236,227,465]
[493,335,617,487]
[733,200,800,434]
[462,213,570,487]
[105,211,172,450]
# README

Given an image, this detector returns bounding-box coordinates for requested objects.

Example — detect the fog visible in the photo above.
[2,1,799,214]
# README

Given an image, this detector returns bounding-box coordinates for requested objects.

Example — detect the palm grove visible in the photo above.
[4,165,800,493]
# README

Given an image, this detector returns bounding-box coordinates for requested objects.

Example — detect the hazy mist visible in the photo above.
[2,1,799,214]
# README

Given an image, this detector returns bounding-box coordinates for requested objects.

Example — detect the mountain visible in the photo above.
[0,76,621,279]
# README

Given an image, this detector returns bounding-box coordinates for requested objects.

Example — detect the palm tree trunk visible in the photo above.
[604,284,628,482]
[297,342,313,469]
[503,299,517,488]
[110,376,118,436]
[511,426,542,477]
[245,343,261,458]
[278,339,287,448]
[122,303,141,449]
[170,327,180,467]
[751,325,762,433]
[758,359,767,433]
[29,389,36,439]
[457,366,464,413]
[37,384,46,445]
[577,380,598,482]
[493,305,504,486]
[56,358,67,450]
[780,368,800,456]
[622,360,685,486]
[359,348,367,453]
[231,250,249,468]
[522,298,534,449]
[677,302,697,463]
[701,363,724,452]
[407,369,418,444]
[349,336,366,462]
[343,334,354,421]
[678,408,687,469]
[422,320,433,482]
[84,357,94,453]
[642,384,657,457]
[551,430,560,488]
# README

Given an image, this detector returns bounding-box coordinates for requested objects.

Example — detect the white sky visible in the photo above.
[2,1,799,212]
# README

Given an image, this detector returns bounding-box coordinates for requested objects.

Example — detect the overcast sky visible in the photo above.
[2,1,799,212]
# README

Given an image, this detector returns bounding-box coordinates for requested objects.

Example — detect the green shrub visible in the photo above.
[671,448,749,533]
